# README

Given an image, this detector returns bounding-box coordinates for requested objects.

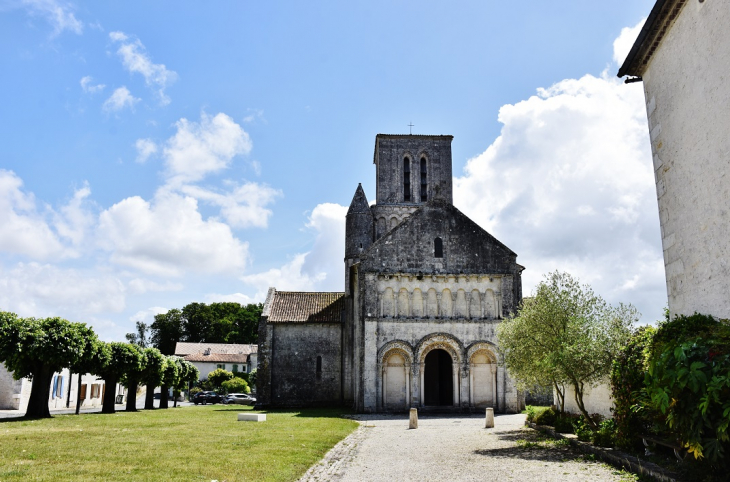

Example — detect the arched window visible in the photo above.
[403,157,411,202]
[420,158,427,202]
[434,237,443,258]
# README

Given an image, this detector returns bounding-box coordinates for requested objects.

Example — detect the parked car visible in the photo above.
[222,393,256,406]
[192,391,222,405]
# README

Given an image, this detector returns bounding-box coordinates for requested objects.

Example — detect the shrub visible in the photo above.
[189,387,202,397]
[221,377,250,394]
[573,417,593,442]
[534,407,558,426]
[592,419,617,447]
[554,414,576,433]
[644,313,730,463]
[207,368,234,388]
[610,325,656,450]
[525,405,537,423]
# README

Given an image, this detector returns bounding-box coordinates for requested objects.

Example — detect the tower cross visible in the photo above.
[408,122,414,135]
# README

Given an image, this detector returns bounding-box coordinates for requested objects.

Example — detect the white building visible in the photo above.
[174,342,258,380]
[618,0,730,319]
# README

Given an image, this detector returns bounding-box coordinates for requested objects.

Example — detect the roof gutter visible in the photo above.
[617,0,669,78]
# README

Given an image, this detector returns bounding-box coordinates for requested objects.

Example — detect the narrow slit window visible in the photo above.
[434,237,443,258]
[403,157,411,202]
[420,158,427,202]
[316,356,322,379]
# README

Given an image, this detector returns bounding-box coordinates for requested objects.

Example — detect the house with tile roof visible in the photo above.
[174,342,257,381]
[257,134,525,413]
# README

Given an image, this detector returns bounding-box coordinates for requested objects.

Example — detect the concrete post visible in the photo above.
[485,407,494,428]
[409,407,418,429]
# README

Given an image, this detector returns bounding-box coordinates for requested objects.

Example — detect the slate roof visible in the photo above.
[183,353,250,363]
[174,342,257,357]
[265,291,347,323]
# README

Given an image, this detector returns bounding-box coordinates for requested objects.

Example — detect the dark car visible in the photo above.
[192,391,222,405]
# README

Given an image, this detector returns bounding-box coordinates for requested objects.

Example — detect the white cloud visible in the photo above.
[241,202,346,298]
[21,0,82,36]
[204,292,256,305]
[103,86,139,112]
[179,181,281,229]
[453,70,665,322]
[52,182,94,248]
[97,190,249,277]
[613,18,646,66]
[0,169,66,259]
[0,262,126,318]
[109,31,177,105]
[80,76,105,94]
[128,306,168,324]
[163,112,252,185]
[127,278,184,295]
[135,138,158,163]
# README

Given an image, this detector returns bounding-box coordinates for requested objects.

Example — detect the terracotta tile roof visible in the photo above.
[183,353,249,363]
[266,291,347,323]
[174,342,257,357]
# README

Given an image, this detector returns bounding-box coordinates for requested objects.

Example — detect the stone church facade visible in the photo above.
[257,134,525,413]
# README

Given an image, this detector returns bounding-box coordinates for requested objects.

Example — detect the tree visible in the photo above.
[248,368,257,393]
[207,368,234,389]
[67,331,103,415]
[497,271,637,428]
[140,347,166,410]
[159,355,180,409]
[0,313,97,419]
[172,359,199,407]
[125,321,149,348]
[93,342,144,414]
[221,377,250,394]
[150,309,184,355]
[119,343,146,411]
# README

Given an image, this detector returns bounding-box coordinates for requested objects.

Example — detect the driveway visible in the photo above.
[300,413,631,482]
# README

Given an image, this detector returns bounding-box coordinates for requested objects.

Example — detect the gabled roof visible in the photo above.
[183,353,250,363]
[174,342,257,357]
[617,0,688,78]
[264,290,347,323]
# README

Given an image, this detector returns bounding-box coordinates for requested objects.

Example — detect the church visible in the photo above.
[257,134,525,413]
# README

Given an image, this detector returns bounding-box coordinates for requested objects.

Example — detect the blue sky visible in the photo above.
[0,0,662,340]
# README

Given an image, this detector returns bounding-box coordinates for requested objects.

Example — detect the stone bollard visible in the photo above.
[485,408,494,429]
[409,407,418,429]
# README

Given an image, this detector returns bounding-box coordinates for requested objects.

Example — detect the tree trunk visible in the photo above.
[126,379,138,412]
[553,381,565,413]
[101,376,117,414]
[25,365,53,419]
[173,390,178,408]
[66,372,73,408]
[75,374,83,415]
[145,384,155,409]
[572,380,597,429]
[160,385,169,409]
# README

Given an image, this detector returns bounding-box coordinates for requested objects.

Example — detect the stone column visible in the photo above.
[420,362,425,407]
[491,364,498,409]
[451,292,458,318]
[407,291,413,317]
[436,292,442,317]
[378,291,384,318]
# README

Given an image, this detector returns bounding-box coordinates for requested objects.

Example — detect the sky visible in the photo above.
[0,0,664,341]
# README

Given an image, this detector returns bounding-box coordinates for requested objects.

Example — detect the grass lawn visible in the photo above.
[0,405,358,481]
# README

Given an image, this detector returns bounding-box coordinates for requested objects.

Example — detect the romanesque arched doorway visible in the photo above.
[383,351,410,411]
[424,349,453,406]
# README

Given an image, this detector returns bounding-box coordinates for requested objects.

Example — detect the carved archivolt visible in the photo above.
[378,340,414,367]
[466,341,499,364]
[415,333,464,365]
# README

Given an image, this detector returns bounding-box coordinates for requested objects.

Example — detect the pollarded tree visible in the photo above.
[140,347,166,410]
[497,271,637,428]
[172,359,199,407]
[119,343,146,412]
[93,342,144,414]
[67,331,103,415]
[0,313,97,419]
[159,355,180,409]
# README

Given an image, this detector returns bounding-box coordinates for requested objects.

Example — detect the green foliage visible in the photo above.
[525,405,537,422]
[573,417,593,442]
[139,347,166,388]
[189,387,202,396]
[498,271,637,427]
[94,342,144,380]
[150,303,263,354]
[162,355,181,387]
[221,377,250,394]
[644,313,730,462]
[592,419,617,447]
[553,414,576,434]
[610,325,657,450]
[207,368,234,388]
[248,368,257,391]
[534,407,558,426]
[125,321,149,348]
[0,313,98,380]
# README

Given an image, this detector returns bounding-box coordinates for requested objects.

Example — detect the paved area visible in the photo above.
[300,413,631,482]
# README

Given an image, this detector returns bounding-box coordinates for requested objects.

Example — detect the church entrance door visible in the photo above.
[424,349,453,406]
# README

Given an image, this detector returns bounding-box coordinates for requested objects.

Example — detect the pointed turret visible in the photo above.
[345,184,374,259]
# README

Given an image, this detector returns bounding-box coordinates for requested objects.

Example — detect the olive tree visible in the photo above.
[497,271,637,428]
[0,313,97,419]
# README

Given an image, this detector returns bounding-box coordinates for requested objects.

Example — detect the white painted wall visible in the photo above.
[560,382,613,419]
[641,0,730,319]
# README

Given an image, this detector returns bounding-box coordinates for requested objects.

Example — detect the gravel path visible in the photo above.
[299,413,630,482]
